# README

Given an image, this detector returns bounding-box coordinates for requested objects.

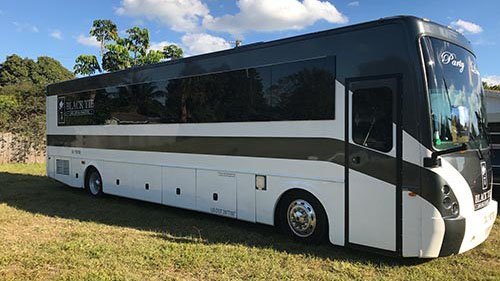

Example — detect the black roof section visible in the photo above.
[48,15,471,95]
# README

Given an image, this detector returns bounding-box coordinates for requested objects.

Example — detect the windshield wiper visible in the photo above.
[424,143,468,167]
[468,132,484,160]
[475,111,490,144]
[362,117,376,147]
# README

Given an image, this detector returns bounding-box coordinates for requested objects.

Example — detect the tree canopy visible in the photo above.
[74,55,102,76]
[74,19,184,76]
[483,81,500,91]
[90,19,119,57]
[0,55,73,162]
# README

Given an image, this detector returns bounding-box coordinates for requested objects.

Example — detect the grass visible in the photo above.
[0,164,498,281]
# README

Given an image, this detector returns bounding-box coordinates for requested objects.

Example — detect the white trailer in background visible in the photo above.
[486,90,500,190]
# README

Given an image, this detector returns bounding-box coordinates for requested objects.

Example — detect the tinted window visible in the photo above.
[492,149,500,166]
[352,87,393,152]
[271,58,335,120]
[58,91,97,126]
[493,167,500,184]
[489,122,500,133]
[58,56,335,126]
[492,135,500,144]
[168,69,254,123]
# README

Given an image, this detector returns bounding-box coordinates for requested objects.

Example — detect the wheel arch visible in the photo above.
[273,187,329,229]
[83,163,100,187]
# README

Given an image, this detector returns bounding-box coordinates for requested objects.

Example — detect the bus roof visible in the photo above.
[47,15,471,96]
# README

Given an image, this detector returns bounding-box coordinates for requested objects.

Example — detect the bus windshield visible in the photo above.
[421,36,489,150]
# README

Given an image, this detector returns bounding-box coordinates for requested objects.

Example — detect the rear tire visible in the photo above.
[85,168,103,197]
[279,190,328,244]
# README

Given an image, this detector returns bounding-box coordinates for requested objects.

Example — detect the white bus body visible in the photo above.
[46,16,497,258]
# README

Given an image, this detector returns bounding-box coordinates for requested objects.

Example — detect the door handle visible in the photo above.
[351,156,361,164]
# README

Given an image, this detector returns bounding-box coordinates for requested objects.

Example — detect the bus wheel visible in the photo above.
[279,191,327,244]
[86,168,103,197]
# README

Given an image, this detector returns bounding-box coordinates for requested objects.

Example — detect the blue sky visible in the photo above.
[1,0,499,84]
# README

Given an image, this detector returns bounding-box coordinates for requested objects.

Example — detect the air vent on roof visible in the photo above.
[56,159,70,175]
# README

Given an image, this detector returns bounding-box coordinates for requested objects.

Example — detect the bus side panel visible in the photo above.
[47,155,55,179]
[71,158,84,188]
[134,164,162,204]
[236,173,256,223]
[401,132,424,257]
[102,161,130,196]
[162,167,197,211]
[402,190,422,257]
[348,169,396,251]
[196,169,237,218]
[256,176,345,246]
[420,198,445,258]
[101,161,161,204]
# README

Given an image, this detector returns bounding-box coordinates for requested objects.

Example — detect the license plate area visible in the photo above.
[474,190,492,210]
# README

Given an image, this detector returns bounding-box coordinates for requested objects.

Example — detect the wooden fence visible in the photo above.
[0,133,45,164]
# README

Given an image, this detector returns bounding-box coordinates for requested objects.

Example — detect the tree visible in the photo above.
[0,55,73,162]
[140,50,165,65]
[75,19,185,75]
[36,56,75,85]
[483,81,500,91]
[102,42,131,72]
[163,45,183,60]
[126,27,150,66]
[90,20,118,57]
[0,54,34,85]
[74,55,101,76]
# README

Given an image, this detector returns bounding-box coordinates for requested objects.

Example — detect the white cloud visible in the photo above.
[149,41,178,51]
[181,33,231,55]
[150,35,229,57]
[483,75,500,86]
[472,38,495,46]
[76,34,100,48]
[116,0,209,32]
[50,30,63,40]
[203,0,348,36]
[348,1,359,7]
[450,19,483,34]
[13,22,39,33]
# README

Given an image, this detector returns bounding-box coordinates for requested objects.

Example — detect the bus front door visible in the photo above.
[345,76,402,253]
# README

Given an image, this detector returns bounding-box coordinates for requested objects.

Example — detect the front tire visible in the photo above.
[86,168,103,197]
[279,191,328,244]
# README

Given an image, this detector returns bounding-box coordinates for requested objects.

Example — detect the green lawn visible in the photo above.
[0,164,498,280]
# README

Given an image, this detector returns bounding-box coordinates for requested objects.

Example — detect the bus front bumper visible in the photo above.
[458,199,497,255]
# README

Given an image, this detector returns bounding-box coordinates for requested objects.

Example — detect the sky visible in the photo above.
[0,0,499,85]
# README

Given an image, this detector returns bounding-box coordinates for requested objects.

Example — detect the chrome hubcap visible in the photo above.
[88,172,101,195]
[287,199,316,237]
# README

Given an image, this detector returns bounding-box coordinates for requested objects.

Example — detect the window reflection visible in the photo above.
[60,57,335,126]
[352,87,393,152]
[422,37,488,149]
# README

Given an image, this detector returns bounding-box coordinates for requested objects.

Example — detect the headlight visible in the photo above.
[451,203,459,215]
[441,185,459,217]
[442,185,450,195]
[442,196,452,209]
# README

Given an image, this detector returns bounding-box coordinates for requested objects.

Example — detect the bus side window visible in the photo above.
[352,87,393,152]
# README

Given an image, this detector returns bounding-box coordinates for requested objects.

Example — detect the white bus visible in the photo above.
[46,16,497,258]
